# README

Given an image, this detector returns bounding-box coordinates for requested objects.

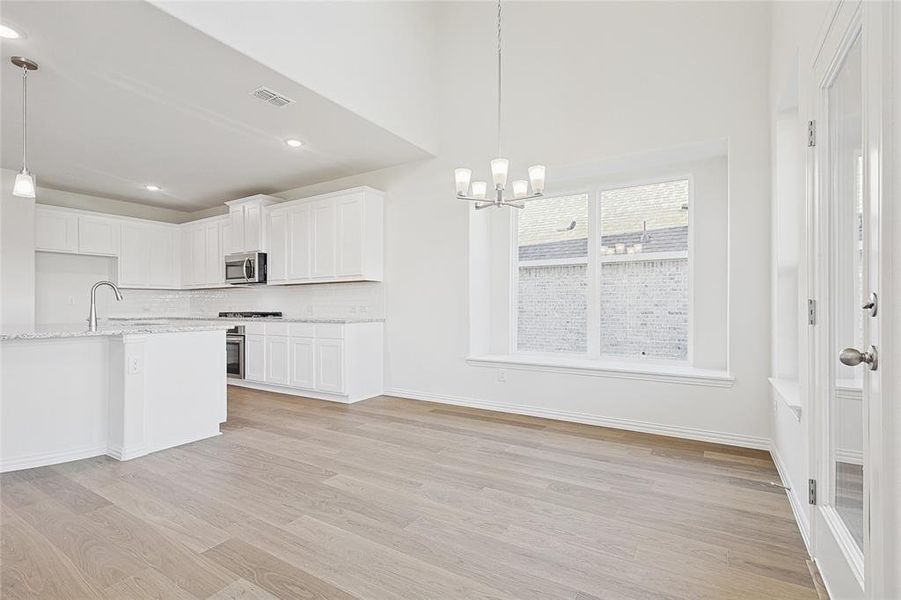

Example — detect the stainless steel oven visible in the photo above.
[224,252,267,284]
[225,325,245,379]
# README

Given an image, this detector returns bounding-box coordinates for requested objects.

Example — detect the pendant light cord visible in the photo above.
[21,65,28,170]
[496,0,502,158]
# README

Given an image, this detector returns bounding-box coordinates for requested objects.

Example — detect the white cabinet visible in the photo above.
[245,334,266,383]
[35,207,77,253]
[312,201,336,278]
[265,336,290,385]
[225,195,276,254]
[315,339,345,394]
[268,211,287,283]
[337,195,364,276]
[181,218,225,288]
[120,223,179,288]
[77,215,119,256]
[265,187,383,285]
[232,321,382,403]
[289,337,316,389]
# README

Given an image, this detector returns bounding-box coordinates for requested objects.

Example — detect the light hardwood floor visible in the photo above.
[1,387,820,599]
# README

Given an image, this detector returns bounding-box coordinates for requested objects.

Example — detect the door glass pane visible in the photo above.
[828,36,864,551]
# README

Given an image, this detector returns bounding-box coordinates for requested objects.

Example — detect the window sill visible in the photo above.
[769,377,802,421]
[466,354,734,388]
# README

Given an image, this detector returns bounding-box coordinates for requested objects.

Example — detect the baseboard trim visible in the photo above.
[228,380,360,404]
[383,387,770,450]
[0,444,107,473]
[769,442,812,553]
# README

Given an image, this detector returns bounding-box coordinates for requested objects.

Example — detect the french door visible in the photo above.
[810,1,891,597]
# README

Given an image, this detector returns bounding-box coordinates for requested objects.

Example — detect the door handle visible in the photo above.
[839,346,878,371]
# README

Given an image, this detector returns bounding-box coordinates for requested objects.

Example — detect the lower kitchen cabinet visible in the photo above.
[265,336,290,385]
[245,334,266,382]
[235,322,382,403]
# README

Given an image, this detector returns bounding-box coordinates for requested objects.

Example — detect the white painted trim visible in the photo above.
[0,443,107,473]
[384,387,767,450]
[598,250,688,264]
[769,377,802,420]
[518,257,589,268]
[466,354,734,387]
[834,448,864,465]
[105,445,149,462]
[228,379,363,404]
[770,441,812,553]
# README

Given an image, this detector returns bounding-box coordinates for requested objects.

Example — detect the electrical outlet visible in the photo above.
[497,369,506,383]
[67,295,76,306]
[127,356,141,375]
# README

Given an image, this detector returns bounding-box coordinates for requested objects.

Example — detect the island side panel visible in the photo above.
[140,330,226,454]
[0,337,111,472]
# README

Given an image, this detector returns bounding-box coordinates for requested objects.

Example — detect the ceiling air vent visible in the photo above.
[250,86,295,108]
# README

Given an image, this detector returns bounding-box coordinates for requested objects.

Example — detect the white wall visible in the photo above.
[152,0,439,155]
[272,1,774,446]
[0,169,36,326]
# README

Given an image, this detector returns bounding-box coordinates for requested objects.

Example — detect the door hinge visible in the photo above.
[808,479,817,505]
[808,299,817,325]
[808,120,816,147]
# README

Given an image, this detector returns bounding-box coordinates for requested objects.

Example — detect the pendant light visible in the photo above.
[453,0,545,209]
[11,56,38,198]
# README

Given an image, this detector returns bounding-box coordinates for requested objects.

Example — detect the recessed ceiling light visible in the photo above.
[285,139,303,148]
[144,184,161,192]
[0,25,20,39]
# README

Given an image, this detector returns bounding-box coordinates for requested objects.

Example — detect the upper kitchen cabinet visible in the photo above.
[36,206,119,256]
[181,216,226,288]
[266,187,383,285]
[224,195,277,254]
[119,222,179,289]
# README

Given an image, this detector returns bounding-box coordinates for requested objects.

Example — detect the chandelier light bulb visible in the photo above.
[13,169,35,198]
[528,165,546,195]
[490,158,509,190]
[471,181,488,200]
[512,180,528,199]
[455,168,472,196]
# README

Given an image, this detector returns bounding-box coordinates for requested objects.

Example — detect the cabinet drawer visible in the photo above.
[289,323,316,338]
[264,323,290,337]
[315,323,344,339]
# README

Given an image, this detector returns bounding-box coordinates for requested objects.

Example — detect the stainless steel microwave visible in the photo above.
[225,252,267,284]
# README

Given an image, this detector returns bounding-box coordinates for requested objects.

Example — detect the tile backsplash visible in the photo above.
[108,282,385,319]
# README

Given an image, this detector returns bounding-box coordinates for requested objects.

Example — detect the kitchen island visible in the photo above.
[0,321,228,472]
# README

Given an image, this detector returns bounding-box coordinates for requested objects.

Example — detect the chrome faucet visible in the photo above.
[87,281,123,331]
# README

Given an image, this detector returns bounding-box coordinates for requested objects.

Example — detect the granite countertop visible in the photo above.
[108,316,386,324]
[1,321,229,341]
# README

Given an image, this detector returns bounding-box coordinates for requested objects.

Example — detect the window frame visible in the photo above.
[511,173,694,364]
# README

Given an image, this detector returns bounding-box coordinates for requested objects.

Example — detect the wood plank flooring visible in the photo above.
[1,387,820,599]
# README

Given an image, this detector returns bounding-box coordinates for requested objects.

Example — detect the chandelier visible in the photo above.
[453,0,545,210]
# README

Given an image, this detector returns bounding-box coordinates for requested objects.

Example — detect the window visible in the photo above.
[515,179,690,360]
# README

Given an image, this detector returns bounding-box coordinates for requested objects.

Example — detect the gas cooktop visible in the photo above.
[218,311,283,319]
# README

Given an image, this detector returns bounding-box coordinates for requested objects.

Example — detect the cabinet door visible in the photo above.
[265,336,289,385]
[119,224,150,287]
[268,211,287,282]
[288,204,312,280]
[337,195,363,276]
[184,226,204,286]
[204,221,222,285]
[245,334,266,382]
[228,207,244,254]
[148,227,178,288]
[244,204,261,251]
[315,339,344,394]
[312,201,336,278]
[289,337,315,389]
[35,208,78,253]
[78,215,119,256]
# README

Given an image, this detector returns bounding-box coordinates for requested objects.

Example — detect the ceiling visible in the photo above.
[0,1,431,211]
